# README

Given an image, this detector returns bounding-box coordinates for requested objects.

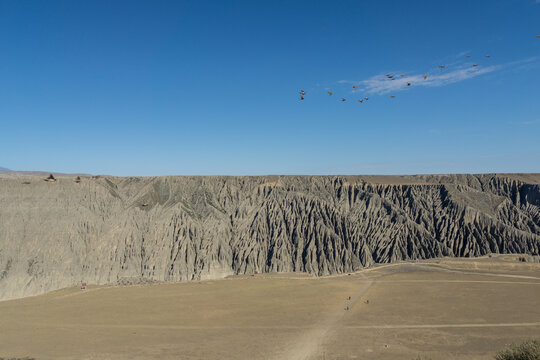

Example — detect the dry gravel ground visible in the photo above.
[0,256,539,360]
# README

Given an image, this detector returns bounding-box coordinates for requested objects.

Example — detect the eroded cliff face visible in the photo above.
[1,174,539,300]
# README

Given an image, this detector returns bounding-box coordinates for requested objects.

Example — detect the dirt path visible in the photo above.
[23,321,540,331]
[420,263,540,280]
[275,273,373,360]
[273,262,540,360]
[376,279,540,285]
[343,322,540,329]
[53,286,106,300]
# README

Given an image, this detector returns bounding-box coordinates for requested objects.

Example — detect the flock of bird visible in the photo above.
[299,53,496,102]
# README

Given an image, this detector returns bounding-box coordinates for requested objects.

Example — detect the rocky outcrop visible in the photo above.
[1,174,539,300]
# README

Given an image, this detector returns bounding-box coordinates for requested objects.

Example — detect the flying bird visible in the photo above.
[358,99,363,103]
[353,85,358,89]
[364,97,369,101]
[328,91,333,96]
[466,55,471,58]
[407,82,411,86]
[300,90,306,95]
[423,74,427,79]
[400,74,405,77]
[391,95,395,98]
[300,95,304,100]
[341,98,346,102]
[485,55,491,58]
[439,65,445,69]
[473,64,478,67]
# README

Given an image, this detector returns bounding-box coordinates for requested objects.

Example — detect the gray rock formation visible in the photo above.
[1,174,539,300]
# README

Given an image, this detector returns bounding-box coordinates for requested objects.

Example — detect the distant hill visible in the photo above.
[0,168,91,177]
[0,173,539,301]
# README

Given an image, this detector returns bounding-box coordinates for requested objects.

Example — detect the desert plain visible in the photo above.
[0,255,538,360]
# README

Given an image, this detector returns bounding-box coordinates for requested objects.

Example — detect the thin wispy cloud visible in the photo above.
[515,119,540,125]
[338,57,538,95]
[505,56,540,72]
[354,65,499,95]
[454,50,472,59]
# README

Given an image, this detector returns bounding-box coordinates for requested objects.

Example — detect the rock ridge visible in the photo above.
[0,174,539,300]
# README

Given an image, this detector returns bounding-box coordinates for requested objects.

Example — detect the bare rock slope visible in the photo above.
[1,174,539,300]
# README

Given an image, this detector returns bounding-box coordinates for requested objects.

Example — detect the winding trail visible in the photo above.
[343,322,540,329]
[275,262,540,360]
[274,273,374,360]
[43,261,540,360]
[25,321,540,331]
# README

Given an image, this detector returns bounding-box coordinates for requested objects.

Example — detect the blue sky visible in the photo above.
[0,0,539,176]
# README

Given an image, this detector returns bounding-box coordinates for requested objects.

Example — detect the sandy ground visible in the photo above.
[0,256,539,360]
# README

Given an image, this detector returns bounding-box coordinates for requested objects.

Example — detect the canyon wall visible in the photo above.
[1,174,539,300]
